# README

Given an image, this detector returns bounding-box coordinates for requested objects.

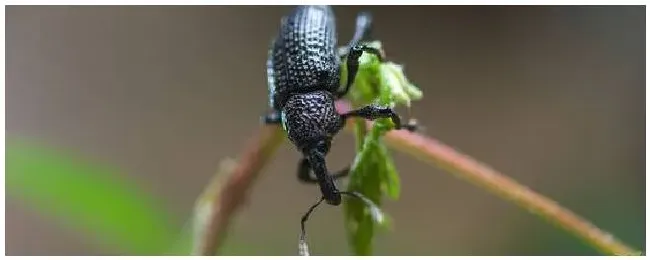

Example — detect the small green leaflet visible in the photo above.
[341,41,423,255]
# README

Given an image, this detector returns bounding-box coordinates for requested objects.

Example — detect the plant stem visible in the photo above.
[193,101,640,256]
[193,125,284,255]
[334,100,640,256]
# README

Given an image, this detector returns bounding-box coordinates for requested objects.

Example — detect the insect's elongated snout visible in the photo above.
[324,191,342,206]
[305,149,342,206]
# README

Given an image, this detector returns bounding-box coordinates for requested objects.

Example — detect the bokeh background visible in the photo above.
[5,5,645,256]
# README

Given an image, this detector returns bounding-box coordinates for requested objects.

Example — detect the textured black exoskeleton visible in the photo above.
[262,5,416,240]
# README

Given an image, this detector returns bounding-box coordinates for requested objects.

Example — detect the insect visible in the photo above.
[262,5,417,243]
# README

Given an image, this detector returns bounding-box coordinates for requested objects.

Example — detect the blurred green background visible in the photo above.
[5,5,645,255]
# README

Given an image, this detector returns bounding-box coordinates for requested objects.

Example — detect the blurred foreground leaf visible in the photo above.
[342,40,423,255]
[6,138,177,255]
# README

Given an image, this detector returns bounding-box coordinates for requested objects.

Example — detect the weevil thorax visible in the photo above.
[281,90,345,156]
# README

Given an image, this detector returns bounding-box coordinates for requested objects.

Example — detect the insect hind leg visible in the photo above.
[338,45,386,99]
[338,11,374,58]
[336,11,383,99]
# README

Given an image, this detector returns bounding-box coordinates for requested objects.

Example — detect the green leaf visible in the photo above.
[6,138,177,255]
[344,117,396,255]
[378,142,400,200]
[341,40,423,255]
[341,40,423,107]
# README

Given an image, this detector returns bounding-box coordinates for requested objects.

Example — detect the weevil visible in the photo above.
[262,5,416,241]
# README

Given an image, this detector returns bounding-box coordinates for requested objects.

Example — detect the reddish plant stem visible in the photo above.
[194,125,284,256]
[338,101,640,256]
[379,127,639,256]
[195,101,640,256]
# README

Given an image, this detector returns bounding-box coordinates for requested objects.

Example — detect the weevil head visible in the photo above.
[281,90,344,156]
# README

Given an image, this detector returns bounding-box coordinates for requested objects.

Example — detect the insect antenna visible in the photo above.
[298,191,384,256]
[298,196,324,256]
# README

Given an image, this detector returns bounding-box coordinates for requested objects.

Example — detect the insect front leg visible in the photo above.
[296,158,350,184]
[342,105,418,130]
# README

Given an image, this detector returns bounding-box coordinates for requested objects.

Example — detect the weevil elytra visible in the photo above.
[261,5,417,246]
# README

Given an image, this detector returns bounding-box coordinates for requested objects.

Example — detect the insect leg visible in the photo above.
[338,45,386,99]
[332,166,350,179]
[338,11,374,57]
[263,38,283,125]
[297,158,350,184]
[263,111,282,124]
[299,196,325,250]
[297,158,318,183]
[342,105,413,130]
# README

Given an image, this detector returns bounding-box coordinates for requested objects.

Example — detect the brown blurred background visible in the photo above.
[6,5,645,255]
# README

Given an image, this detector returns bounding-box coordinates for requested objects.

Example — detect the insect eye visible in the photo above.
[315,139,330,155]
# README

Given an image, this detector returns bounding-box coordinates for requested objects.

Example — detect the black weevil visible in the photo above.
[262,5,417,242]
